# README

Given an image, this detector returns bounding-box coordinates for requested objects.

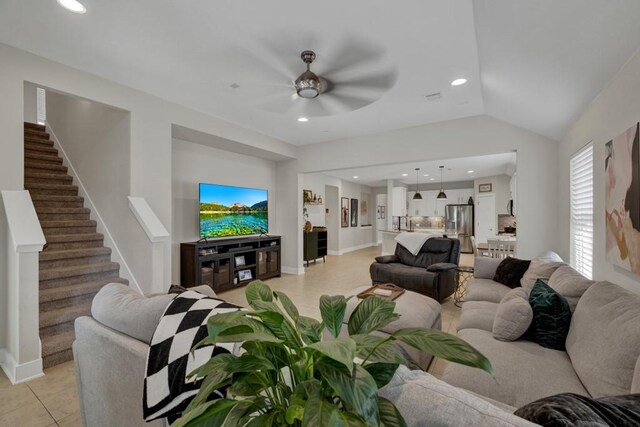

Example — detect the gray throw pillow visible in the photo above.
[474,257,503,279]
[534,251,563,263]
[493,288,533,342]
[548,265,595,312]
[520,260,565,290]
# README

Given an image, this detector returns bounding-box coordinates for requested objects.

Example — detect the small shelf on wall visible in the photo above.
[304,201,324,206]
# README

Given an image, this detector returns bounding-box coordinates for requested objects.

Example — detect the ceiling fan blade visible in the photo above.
[319,35,388,77]
[320,92,378,114]
[226,45,296,85]
[254,92,299,115]
[330,69,398,95]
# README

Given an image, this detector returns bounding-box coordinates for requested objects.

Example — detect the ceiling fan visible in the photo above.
[242,38,398,117]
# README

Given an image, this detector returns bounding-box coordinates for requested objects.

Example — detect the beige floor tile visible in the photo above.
[27,361,79,421]
[57,411,83,427]
[0,400,55,427]
[0,383,40,416]
[0,369,13,390]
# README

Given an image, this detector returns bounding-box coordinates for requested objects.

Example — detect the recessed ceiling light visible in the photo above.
[451,78,467,87]
[353,176,359,179]
[57,0,86,13]
[423,174,429,177]
[430,178,435,181]
[297,117,309,122]
[401,173,408,177]
[467,170,474,174]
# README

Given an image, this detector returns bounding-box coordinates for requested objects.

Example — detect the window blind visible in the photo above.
[570,144,594,279]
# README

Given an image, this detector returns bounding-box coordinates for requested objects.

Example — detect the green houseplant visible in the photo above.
[174,281,492,426]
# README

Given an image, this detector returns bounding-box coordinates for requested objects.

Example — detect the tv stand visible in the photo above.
[180,235,281,293]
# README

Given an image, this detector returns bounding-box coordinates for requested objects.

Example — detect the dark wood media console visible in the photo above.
[180,235,281,293]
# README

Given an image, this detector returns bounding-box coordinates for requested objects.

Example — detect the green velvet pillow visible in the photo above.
[528,279,572,351]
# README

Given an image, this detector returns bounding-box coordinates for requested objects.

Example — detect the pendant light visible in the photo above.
[437,166,447,200]
[412,168,423,200]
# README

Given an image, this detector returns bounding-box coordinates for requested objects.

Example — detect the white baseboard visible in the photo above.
[281,266,305,275]
[327,250,340,256]
[46,122,141,293]
[337,242,377,255]
[0,349,44,384]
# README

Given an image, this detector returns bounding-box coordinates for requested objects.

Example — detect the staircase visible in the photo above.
[23,122,128,368]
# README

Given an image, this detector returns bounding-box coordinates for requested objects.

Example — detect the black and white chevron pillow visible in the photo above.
[143,291,241,421]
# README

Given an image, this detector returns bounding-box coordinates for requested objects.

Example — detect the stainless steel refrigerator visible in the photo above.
[444,204,474,253]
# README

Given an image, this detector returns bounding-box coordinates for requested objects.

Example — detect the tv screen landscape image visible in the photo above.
[199,183,268,238]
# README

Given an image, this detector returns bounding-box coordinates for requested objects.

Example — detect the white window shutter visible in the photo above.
[570,144,594,279]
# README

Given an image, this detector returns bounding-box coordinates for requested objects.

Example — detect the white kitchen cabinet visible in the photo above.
[391,187,407,217]
[408,191,429,216]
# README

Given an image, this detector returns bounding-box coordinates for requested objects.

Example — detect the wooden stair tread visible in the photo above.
[39,262,120,281]
[44,233,104,243]
[40,246,111,261]
[40,277,128,304]
[25,152,63,163]
[24,122,45,131]
[40,219,96,228]
[40,301,92,329]
[41,329,76,357]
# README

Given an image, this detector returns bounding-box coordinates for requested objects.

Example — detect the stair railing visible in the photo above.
[0,190,46,383]
[128,197,170,293]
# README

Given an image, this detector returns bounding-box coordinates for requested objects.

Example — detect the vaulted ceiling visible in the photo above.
[1,1,639,145]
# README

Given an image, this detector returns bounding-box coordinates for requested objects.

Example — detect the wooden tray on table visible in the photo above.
[357,283,406,301]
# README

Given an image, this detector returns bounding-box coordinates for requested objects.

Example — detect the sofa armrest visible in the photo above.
[375,255,400,264]
[427,263,458,272]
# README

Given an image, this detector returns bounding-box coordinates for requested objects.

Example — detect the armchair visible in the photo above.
[370,237,460,302]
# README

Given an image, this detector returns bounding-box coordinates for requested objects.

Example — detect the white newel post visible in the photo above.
[1,191,46,384]
[128,197,170,293]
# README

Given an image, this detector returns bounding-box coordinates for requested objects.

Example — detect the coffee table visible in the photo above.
[342,285,442,370]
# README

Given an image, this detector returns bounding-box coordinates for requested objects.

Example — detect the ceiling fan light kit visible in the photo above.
[437,165,448,200]
[294,50,321,99]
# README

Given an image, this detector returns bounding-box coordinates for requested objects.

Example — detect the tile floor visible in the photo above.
[0,246,471,426]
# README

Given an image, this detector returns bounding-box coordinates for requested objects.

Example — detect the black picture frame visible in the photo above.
[341,197,349,228]
[351,198,358,227]
[479,183,492,193]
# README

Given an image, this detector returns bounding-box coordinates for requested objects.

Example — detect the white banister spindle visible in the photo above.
[1,190,46,384]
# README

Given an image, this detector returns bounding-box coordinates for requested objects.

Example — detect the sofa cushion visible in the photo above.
[457,301,498,332]
[494,258,531,289]
[441,328,590,408]
[474,257,503,279]
[370,262,438,293]
[528,280,572,351]
[566,281,640,397]
[396,237,454,267]
[534,251,564,263]
[379,366,537,426]
[547,265,595,312]
[633,356,640,394]
[520,260,565,290]
[466,278,511,303]
[92,283,175,344]
[493,288,533,342]
[514,393,640,426]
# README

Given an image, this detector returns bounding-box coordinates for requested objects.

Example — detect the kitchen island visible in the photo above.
[380,229,447,256]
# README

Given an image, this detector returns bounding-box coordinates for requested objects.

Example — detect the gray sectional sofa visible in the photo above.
[441,257,640,408]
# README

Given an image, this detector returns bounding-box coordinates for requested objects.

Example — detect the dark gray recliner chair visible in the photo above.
[369,237,460,303]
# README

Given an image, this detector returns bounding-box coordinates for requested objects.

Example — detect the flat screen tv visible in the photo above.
[199,183,268,238]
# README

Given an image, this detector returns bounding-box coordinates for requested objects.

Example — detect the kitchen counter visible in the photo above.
[380,229,446,255]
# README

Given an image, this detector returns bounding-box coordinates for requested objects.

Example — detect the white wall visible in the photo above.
[171,138,277,283]
[474,174,512,215]
[279,115,560,272]
[23,83,37,124]
[45,91,154,291]
[559,48,640,293]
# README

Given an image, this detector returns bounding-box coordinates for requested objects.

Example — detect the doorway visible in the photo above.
[325,185,339,254]
[475,193,496,244]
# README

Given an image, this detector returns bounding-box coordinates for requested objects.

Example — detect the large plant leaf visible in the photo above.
[378,396,408,427]
[224,354,276,372]
[206,311,249,341]
[297,316,324,344]
[392,328,492,374]
[246,280,273,305]
[363,363,399,388]
[307,336,356,372]
[187,352,236,380]
[321,364,380,426]
[185,367,232,412]
[301,395,346,427]
[216,330,282,344]
[245,411,278,427]
[348,296,399,336]
[351,334,407,365]
[172,398,252,427]
[274,290,299,323]
[320,295,348,338]
[227,372,265,398]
